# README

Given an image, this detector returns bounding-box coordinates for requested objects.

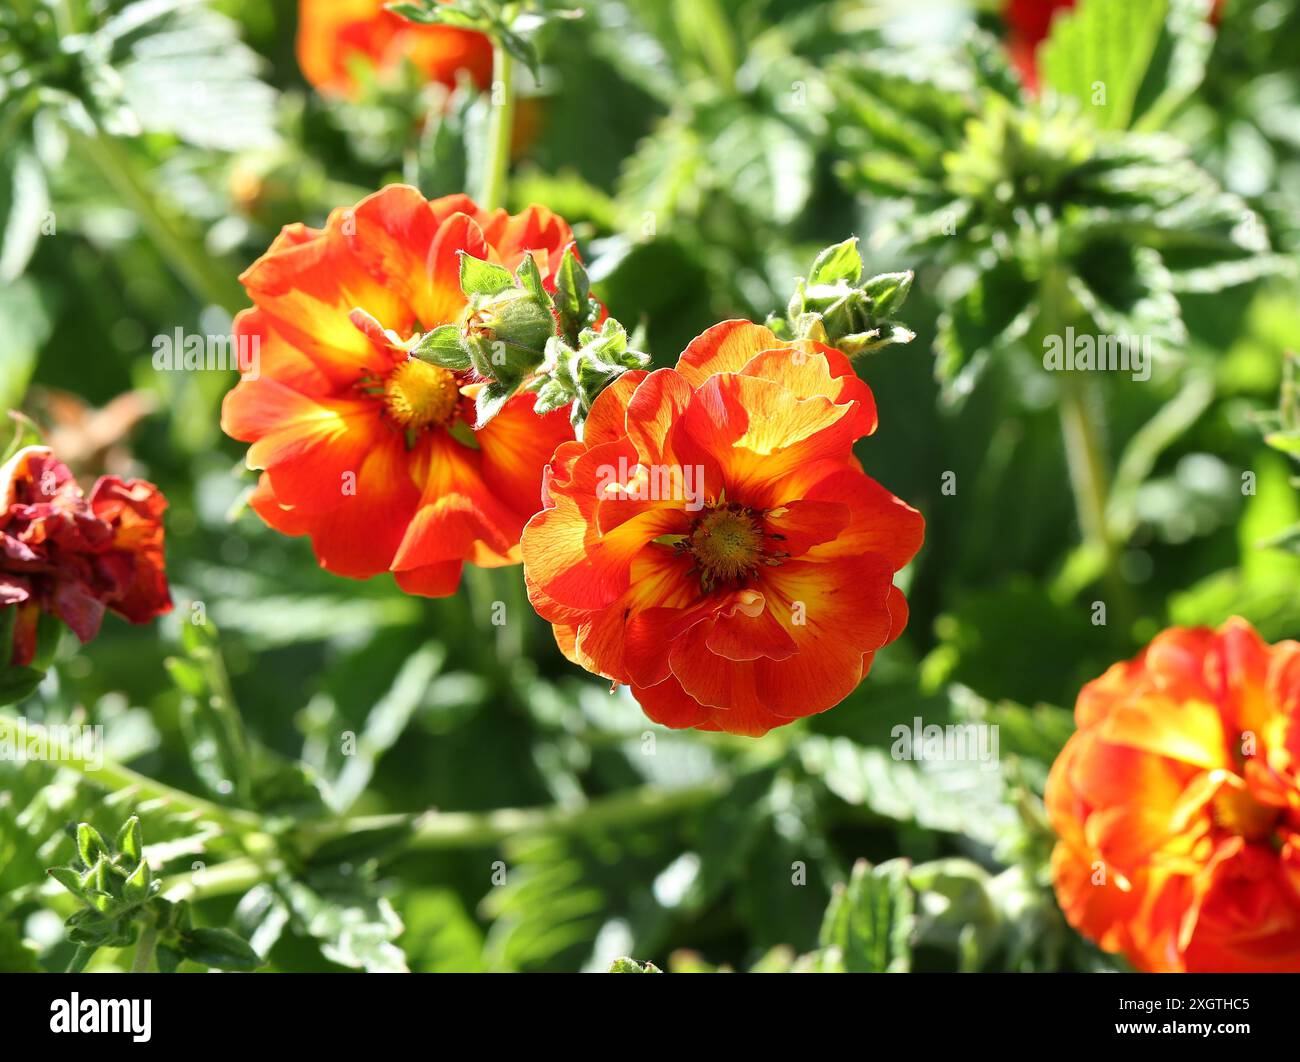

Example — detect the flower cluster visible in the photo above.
[0,446,171,667]
[220,186,580,597]
[521,321,924,735]
[1047,619,1300,972]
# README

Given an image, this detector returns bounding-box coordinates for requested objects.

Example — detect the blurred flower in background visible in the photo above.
[296,0,493,99]
[1047,618,1300,972]
[1001,0,1075,92]
[0,446,171,667]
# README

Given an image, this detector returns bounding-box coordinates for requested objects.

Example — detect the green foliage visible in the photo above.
[47,814,261,972]
[831,11,1283,399]
[0,0,1298,979]
[767,238,916,356]
[608,956,660,972]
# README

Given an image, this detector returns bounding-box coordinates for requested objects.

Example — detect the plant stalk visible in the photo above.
[479,36,515,211]
[130,922,157,973]
[162,782,724,902]
[1058,371,1115,570]
[0,710,263,834]
[1037,261,1128,611]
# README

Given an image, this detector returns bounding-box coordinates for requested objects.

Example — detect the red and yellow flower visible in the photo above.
[0,446,171,666]
[221,185,580,597]
[297,0,493,99]
[521,321,924,736]
[1047,618,1300,972]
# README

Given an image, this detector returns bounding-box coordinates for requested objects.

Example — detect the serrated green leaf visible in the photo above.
[861,270,914,318]
[178,926,261,971]
[808,238,863,287]
[515,252,547,302]
[553,245,592,344]
[411,325,472,370]
[47,866,86,899]
[122,858,151,902]
[818,859,915,973]
[76,824,110,869]
[115,816,144,865]
[935,258,1035,398]
[474,380,514,427]
[459,253,516,297]
[1040,0,1170,130]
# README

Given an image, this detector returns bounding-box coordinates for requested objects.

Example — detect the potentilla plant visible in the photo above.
[49,815,260,973]
[831,0,1286,595]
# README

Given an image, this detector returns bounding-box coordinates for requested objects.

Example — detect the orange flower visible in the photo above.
[1,446,171,666]
[1047,619,1300,972]
[220,185,579,597]
[521,321,924,736]
[297,0,493,99]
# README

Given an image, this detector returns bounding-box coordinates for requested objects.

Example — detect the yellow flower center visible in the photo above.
[1210,782,1280,844]
[384,358,459,430]
[689,506,764,589]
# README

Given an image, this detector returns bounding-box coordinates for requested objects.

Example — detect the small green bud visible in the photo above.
[123,858,152,902]
[47,866,85,899]
[464,288,557,384]
[116,816,143,864]
[76,823,110,869]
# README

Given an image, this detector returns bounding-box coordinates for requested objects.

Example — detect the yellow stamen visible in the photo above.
[384,359,459,430]
[1210,782,1279,844]
[689,507,763,588]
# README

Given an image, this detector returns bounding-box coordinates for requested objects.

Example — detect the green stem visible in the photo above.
[161,854,282,904]
[0,710,263,834]
[385,779,721,850]
[1036,263,1127,610]
[66,945,96,973]
[479,35,515,211]
[130,922,157,973]
[1058,372,1114,569]
[71,129,244,314]
[306,782,722,852]
[164,782,723,903]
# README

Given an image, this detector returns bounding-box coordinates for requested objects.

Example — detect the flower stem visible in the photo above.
[130,922,157,973]
[0,710,263,835]
[479,36,515,212]
[161,853,282,904]
[164,782,724,902]
[1037,262,1128,610]
[1058,372,1114,569]
[70,129,244,314]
